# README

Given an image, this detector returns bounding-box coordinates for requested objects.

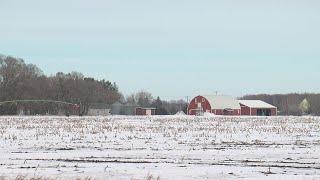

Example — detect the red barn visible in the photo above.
[239,100,277,116]
[188,95,241,116]
[135,107,156,116]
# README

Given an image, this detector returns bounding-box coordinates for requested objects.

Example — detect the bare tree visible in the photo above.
[0,55,121,115]
[135,91,154,107]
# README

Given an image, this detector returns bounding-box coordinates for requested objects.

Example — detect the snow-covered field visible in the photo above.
[0,115,319,180]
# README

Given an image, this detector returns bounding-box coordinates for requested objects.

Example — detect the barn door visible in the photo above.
[146,109,152,115]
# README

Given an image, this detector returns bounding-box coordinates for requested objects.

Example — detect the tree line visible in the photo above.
[0,55,120,115]
[0,55,187,115]
[2,54,318,116]
[241,93,320,116]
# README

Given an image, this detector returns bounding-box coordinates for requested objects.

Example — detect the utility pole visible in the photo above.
[186,96,190,115]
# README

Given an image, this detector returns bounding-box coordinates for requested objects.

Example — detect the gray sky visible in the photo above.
[1,0,320,99]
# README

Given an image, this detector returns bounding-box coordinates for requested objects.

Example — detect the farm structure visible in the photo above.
[87,103,111,116]
[188,95,241,116]
[188,95,278,116]
[111,102,156,116]
[111,102,138,115]
[135,107,156,116]
[239,100,277,116]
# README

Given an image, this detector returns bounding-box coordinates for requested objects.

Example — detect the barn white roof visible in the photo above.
[238,100,276,109]
[203,95,241,110]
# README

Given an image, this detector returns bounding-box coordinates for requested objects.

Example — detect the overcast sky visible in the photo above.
[1,0,319,99]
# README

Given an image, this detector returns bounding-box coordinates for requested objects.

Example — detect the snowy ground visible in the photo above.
[0,115,319,180]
